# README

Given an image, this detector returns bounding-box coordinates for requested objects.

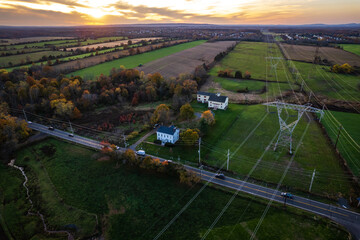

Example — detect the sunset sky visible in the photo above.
[0,0,359,26]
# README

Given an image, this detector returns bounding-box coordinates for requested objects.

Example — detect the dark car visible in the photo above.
[48,126,55,131]
[281,192,293,199]
[215,173,225,180]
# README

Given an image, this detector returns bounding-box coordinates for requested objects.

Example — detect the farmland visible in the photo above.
[292,61,360,102]
[340,44,360,56]
[0,36,75,45]
[200,41,298,101]
[280,43,360,67]
[69,40,206,78]
[0,50,73,68]
[136,41,236,78]
[66,37,160,51]
[0,138,349,239]
[139,103,355,198]
[321,110,360,176]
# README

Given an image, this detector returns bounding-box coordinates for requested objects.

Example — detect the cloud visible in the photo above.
[0,0,359,25]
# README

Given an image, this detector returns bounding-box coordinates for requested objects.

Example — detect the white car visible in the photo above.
[136,150,146,156]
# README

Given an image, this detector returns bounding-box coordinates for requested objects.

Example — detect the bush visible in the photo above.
[154,139,162,144]
[165,142,175,147]
[234,70,242,79]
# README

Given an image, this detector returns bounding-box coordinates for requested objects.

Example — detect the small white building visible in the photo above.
[197,91,213,103]
[197,91,228,110]
[157,125,180,145]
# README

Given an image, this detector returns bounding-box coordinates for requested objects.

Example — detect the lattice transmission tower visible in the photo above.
[263,101,324,154]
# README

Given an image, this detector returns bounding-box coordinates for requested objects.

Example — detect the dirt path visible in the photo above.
[129,128,156,150]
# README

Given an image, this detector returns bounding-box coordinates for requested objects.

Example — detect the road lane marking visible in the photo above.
[196,171,348,218]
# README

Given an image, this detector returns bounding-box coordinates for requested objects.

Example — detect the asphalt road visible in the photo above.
[27,122,360,239]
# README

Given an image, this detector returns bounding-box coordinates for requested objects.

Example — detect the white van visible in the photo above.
[136,150,146,156]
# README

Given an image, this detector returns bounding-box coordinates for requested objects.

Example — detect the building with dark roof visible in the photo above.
[197,91,228,110]
[156,125,180,145]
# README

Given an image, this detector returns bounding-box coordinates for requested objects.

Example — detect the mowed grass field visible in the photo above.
[292,61,360,101]
[0,138,349,239]
[207,42,298,98]
[69,40,207,78]
[340,44,360,56]
[321,110,360,176]
[139,103,354,197]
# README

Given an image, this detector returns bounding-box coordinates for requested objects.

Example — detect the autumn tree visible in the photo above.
[179,103,194,120]
[123,149,138,165]
[180,129,199,146]
[201,110,215,125]
[150,104,170,125]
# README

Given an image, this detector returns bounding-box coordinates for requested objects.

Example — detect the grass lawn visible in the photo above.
[212,76,298,99]
[0,138,349,239]
[140,102,354,197]
[321,110,360,176]
[292,61,360,101]
[68,40,207,78]
[340,44,360,56]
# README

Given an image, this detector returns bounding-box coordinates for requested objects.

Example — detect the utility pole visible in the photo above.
[123,135,128,148]
[300,80,304,92]
[23,109,28,122]
[319,105,325,122]
[334,125,342,149]
[309,169,316,192]
[226,149,230,171]
[198,137,201,166]
[308,91,312,102]
[69,121,74,135]
[199,165,203,178]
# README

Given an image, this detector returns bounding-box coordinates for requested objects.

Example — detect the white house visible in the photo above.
[157,125,180,145]
[208,93,228,110]
[197,91,213,103]
[197,91,228,110]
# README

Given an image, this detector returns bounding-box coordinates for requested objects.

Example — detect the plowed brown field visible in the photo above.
[136,41,237,78]
[280,43,360,66]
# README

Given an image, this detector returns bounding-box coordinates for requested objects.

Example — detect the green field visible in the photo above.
[68,40,207,79]
[2,39,78,50]
[321,110,360,176]
[0,50,73,68]
[207,41,298,98]
[0,138,349,239]
[139,103,354,198]
[5,45,142,71]
[293,61,360,101]
[340,44,360,56]
[209,42,295,83]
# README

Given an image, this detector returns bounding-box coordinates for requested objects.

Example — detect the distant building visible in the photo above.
[197,91,228,110]
[156,125,180,145]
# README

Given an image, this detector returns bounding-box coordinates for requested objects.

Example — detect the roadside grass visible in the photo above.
[69,40,207,78]
[139,102,353,197]
[1,138,349,239]
[292,61,360,101]
[340,44,360,56]
[321,110,360,176]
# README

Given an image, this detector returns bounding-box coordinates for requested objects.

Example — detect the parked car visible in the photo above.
[48,126,54,131]
[136,150,146,156]
[27,121,32,124]
[281,192,293,199]
[116,146,120,150]
[215,173,225,179]
[153,123,159,129]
